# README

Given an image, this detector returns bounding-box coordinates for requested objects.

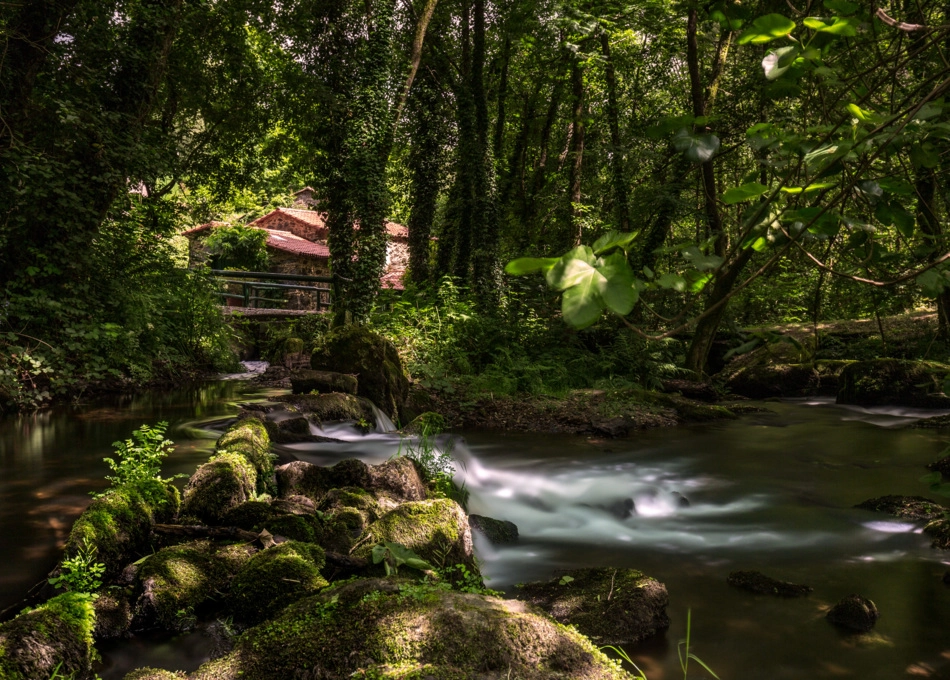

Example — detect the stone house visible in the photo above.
[183,190,408,309]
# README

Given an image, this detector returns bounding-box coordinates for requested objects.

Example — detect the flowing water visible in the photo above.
[1,382,949,679]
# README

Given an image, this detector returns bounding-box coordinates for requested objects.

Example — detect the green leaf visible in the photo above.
[592,230,638,255]
[561,275,604,329]
[737,14,796,44]
[805,16,858,36]
[804,144,839,165]
[545,246,596,291]
[672,129,720,163]
[762,45,800,80]
[891,206,915,238]
[681,246,724,271]
[722,182,769,204]
[914,102,943,120]
[857,180,883,198]
[723,338,762,360]
[846,103,883,123]
[910,143,940,169]
[505,257,558,275]
[595,252,638,316]
[920,472,943,484]
[780,182,836,194]
[656,272,687,292]
[916,268,949,297]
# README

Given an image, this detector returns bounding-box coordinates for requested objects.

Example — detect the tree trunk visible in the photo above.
[567,56,586,246]
[407,67,442,285]
[600,32,629,232]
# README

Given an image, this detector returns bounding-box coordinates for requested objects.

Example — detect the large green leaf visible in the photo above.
[505,257,558,275]
[824,0,858,14]
[779,182,836,194]
[592,230,638,255]
[595,252,638,315]
[891,205,915,238]
[561,273,604,328]
[656,272,687,292]
[737,14,796,45]
[545,246,596,290]
[804,16,858,36]
[672,128,720,163]
[846,103,883,124]
[722,182,769,204]
[762,45,800,80]
[680,246,724,271]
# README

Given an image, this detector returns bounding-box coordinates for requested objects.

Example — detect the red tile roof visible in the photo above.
[250,207,329,229]
[182,221,225,236]
[264,229,330,258]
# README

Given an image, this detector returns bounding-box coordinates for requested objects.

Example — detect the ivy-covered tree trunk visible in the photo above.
[327,0,397,325]
[567,55,586,246]
[469,0,500,305]
[600,32,629,232]
[407,67,443,285]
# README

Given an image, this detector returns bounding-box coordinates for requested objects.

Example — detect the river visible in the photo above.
[1,382,948,679]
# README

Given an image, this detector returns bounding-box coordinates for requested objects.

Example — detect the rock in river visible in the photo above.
[727,570,812,597]
[826,594,879,632]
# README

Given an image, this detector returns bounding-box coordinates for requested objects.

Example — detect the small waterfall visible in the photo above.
[370,404,397,433]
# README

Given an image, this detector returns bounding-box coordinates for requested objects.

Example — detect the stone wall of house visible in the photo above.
[387,240,409,270]
[255,212,328,241]
[268,250,331,311]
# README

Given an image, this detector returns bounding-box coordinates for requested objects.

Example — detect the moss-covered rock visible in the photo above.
[367,457,427,506]
[354,498,474,570]
[469,515,519,545]
[854,495,947,521]
[181,453,258,525]
[123,670,183,680]
[928,455,950,479]
[93,592,133,640]
[188,578,632,680]
[310,325,409,419]
[723,361,848,399]
[517,568,669,645]
[65,478,180,579]
[215,418,273,491]
[924,518,950,549]
[275,458,372,503]
[262,415,322,444]
[289,369,358,395]
[132,540,234,632]
[228,541,328,625]
[826,594,879,632]
[275,392,377,428]
[727,570,812,597]
[220,500,276,530]
[320,487,381,533]
[0,592,97,680]
[837,359,950,407]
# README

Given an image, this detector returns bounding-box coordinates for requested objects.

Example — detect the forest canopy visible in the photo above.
[1,0,949,406]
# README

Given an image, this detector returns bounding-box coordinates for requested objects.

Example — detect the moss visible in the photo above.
[123,670,184,680]
[310,325,410,419]
[65,478,180,579]
[258,514,318,542]
[182,452,258,525]
[220,500,276,530]
[93,592,132,640]
[924,518,950,549]
[275,392,377,427]
[355,499,474,570]
[133,541,232,632]
[189,578,630,680]
[320,486,381,533]
[0,592,97,680]
[855,495,946,521]
[517,568,670,645]
[216,418,274,495]
[722,360,850,399]
[229,541,328,625]
[837,359,950,407]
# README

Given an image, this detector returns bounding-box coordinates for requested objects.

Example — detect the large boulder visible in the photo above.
[64,478,180,580]
[181,453,258,525]
[289,369,358,395]
[724,361,847,399]
[366,456,427,506]
[187,578,633,680]
[275,459,372,503]
[310,325,409,419]
[0,592,97,680]
[826,594,879,632]
[228,541,328,625]
[837,359,950,408]
[275,392,377,428]
[131,540,254,632]
[517,568,670,645]
[354,498,475,570]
